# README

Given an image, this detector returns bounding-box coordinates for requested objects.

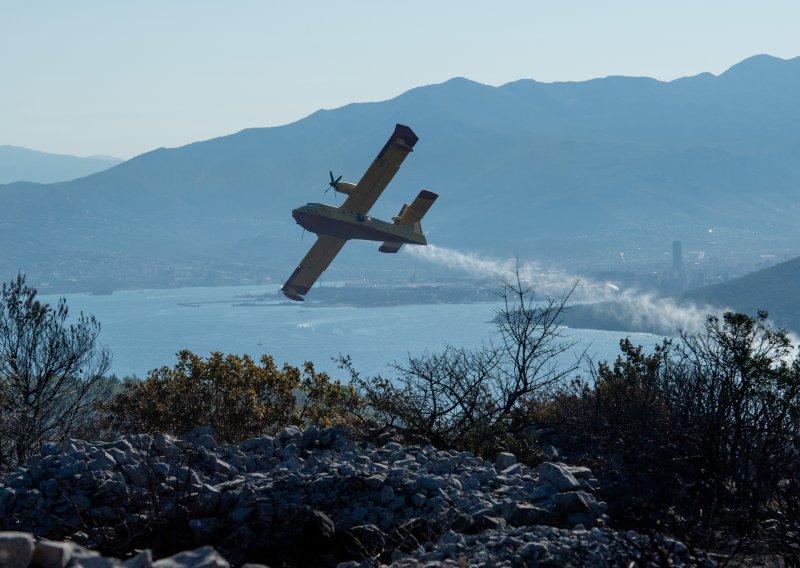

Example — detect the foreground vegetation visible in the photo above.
[100,351,361,442]
[542,314,800,560]
[1,274,798,563]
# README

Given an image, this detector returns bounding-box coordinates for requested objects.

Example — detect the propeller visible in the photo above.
[326,171,343,194]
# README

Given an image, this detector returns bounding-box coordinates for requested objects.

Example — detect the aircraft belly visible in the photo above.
[295,210,419,244]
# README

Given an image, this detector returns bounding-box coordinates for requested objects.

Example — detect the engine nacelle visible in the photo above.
[334,181,357,195]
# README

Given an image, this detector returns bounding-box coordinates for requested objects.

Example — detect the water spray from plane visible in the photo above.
[404,244,718,336]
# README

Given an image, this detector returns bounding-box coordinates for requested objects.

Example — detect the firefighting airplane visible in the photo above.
[281,124,437,301]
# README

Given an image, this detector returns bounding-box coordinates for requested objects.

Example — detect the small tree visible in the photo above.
[0,274,112,469]
[673,312,800,534]
[341,275,581,456]
[99,350,362,442]
[539,311,800,557]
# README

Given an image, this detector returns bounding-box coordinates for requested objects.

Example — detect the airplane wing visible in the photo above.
[339,124,419,214]
[281,235,347,300]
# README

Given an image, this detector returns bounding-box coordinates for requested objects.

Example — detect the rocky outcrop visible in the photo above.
[387,526,690,566]
[0,527,692,567]
[0,426,688,566]
[0,535,240,568]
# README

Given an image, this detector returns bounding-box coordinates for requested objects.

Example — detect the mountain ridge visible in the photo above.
[681,256,800,333]
[0,146,122,184]
[2,54,799,293]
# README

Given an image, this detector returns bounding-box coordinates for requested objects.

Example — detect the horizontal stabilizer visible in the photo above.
[394,190,438,226]
[379,242,403,254]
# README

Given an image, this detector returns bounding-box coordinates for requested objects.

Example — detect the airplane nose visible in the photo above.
[292,208,313,229]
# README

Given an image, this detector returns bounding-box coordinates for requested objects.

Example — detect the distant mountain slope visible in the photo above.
[562,256,800,336]
[0,146,122,184]
[682,256,800,333]
[1,54,799,292]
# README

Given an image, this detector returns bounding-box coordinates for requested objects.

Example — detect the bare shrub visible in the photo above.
[539,311,800,559]
[0,274,112,469]
[341,276,581,457]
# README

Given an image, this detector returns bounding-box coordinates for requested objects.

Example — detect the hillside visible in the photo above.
[0,146,121,184]
[559,256,800,336]
[2,54,799,292]
[682,255,800,332]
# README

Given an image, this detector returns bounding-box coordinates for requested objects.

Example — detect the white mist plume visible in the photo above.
[405,244,715,336]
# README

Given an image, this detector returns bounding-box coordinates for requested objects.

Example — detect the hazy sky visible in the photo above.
[2,1,798,159]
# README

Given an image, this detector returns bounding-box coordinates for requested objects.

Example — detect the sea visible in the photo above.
[40,284,665,381]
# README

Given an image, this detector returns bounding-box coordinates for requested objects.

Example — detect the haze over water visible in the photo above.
[41,284,664,380]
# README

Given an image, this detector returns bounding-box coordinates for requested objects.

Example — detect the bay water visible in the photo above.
[40,284,664,380]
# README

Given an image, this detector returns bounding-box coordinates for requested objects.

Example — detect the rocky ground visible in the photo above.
[0,426,698,567]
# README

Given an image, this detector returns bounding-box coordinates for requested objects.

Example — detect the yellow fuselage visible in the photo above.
[292,203,427,245]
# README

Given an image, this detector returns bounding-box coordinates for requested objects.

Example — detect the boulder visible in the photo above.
[238,437,274,456]
[363,474,387,490]
[474,515,507,532]
[535,462,580,492]
[0,532,35,568]
[428,457,456,475]
[152,433,182,460]
[182,426,217,450]
[565,465,594,479]
[301,426,319,449]
[31,540,74,568]
[275,426,303,447]
[554,491,592,514]
[542,444,560,461]
[380,484,395,504]
[87,450,117,471]
[511,503,555,526]
[417,476,445,491]
[152,545,230,567]
[501,463,523,476]
[123,550,153,568]
[495,452,517,470]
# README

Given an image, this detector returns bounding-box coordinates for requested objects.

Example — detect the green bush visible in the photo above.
[99,350,362,442]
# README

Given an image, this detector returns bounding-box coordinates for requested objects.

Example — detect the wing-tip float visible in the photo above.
[281,124,437,301]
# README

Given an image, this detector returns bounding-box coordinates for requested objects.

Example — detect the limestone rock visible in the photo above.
[0,428,623,566]
[33,539,74,568]
[494,452,517,470]
[275,426,302,447]
[123,550,153,568]
[554,490,592,514]
[182,426,217,450]
[511,502,554,526]
[535,462,581,491]
[238,437,274,456]
[0,532,35,568]
[152,545,229,567]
